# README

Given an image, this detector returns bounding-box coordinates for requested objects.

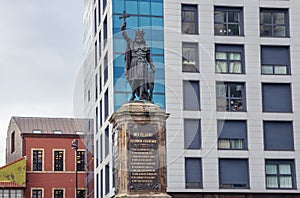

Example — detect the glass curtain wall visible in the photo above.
[112,0,165,111]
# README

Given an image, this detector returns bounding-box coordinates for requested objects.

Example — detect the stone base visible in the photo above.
[110,102,171,198]
[114,192,172,198]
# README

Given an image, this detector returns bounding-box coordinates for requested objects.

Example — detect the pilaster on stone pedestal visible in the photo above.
[109,101,171,198]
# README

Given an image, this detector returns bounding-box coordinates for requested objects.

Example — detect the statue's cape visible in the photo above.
[124,43,131,82]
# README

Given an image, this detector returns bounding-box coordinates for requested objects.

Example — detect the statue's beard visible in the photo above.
[135,40,143,44]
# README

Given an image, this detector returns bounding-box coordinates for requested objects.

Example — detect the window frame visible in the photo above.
[103,16,108,46]
[53,150,65,171]
[32,149,44,171]
[261,45,290,75]
[11,131,15,153]
[217,120,247,150]
[95,107,99,134]
[182,42,199,72]
[184,119,201,149]
[77,189,86,198]
[219,158,250,189]
[265,159,296,189]
[181,4,198,34]
[215,44,244,74]
[104,89,109,119]
[185,158,203,189]
[183,80,200,111]
[104,53,108,84]
[76,150,86,171]
[94,8,97,35]
[262,83,292,113]
[105,164,110,195]
[263,121,294,151]
[260,8,289,37]
[105,127,109,158]
[53,188,64,198]
[216,82,246,112]
[31,189,43,198]
[214,6,244,36]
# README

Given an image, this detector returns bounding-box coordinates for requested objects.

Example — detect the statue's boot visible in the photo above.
[129,94,135,102]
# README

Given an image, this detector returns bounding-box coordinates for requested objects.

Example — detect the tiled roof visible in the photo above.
[0,182,25,188]
[12,117,90,135]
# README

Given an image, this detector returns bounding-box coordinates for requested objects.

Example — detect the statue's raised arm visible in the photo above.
[121,22,131,43]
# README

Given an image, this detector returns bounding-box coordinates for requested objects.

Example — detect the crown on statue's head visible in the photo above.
[135,29,145,38]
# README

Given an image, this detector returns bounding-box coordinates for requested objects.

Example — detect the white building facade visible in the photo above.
[83,0,300,197]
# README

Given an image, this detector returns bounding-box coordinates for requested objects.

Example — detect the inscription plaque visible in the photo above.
[128,123,160,191]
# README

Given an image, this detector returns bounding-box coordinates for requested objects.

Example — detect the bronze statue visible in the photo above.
[120,13,155,102]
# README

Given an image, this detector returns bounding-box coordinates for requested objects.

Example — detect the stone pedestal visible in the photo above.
[109,102,171,198]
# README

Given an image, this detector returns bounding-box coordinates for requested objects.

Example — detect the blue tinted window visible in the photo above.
[113,28,121,35]
[142,29,152,40]
[152,94,165,109]
[139,17,151,28]
[151,2,163,16]
[153,61,164,70]
[152,18,163,26]
[151,47,164,54]
[113,67,124,79]
[151,30,163,41]
[113,0,124,13]
[113,39,126,53]
[114,93,130,107]
[152,41,164,50]
[126,0,138,15]
[113,15,123,29]
[114,78,131,92]
[126,16,138,29]
[153,82,165,92]
[113,54,125,66]
[152,56,164,64]
[138,1,150,15]
[154,68,165,79]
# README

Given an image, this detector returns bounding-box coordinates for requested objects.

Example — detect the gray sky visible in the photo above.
[0,0,84,165]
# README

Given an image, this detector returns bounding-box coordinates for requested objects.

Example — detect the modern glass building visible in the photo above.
[83,0,300,197]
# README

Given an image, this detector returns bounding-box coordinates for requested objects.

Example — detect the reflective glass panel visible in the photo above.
[216,52,226,60]
[274,66,287,74]
[274,26,286,37]
[229,53,241,60]
[262,65,273,74]
[267,176,278,188]
[280,176,292,188]
[229,62,242,73]
[216,62,227,73]
[261,12,272,24]
[215,11,225,23]
[274,13,285,24]
[266,164,277,174]
[279,164,291,174]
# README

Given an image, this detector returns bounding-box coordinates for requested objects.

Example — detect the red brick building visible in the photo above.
[6,117,92,198]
